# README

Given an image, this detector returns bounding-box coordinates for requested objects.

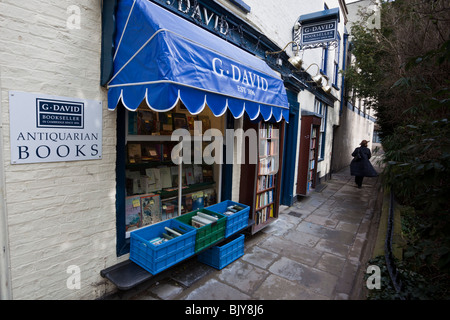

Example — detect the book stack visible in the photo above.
[149,226,187,246]
[255,205,273,225]
[258,175,274,192]
[256,190,273,208]
[259,123,276,139]
[190,211,219,228]
[222,204,244,216]
[259,140,277,157]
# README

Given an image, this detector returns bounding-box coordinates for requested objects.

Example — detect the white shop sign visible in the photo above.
[9,91,103,164]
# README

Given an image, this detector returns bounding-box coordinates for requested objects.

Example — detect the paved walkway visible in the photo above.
[122,162,382,300]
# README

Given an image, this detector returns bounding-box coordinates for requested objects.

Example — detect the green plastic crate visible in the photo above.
[175,209,226,253]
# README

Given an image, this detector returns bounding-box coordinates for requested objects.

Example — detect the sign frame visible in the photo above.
[293,8,340,51]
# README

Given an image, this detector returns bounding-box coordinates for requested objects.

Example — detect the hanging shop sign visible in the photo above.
[293,8,340,50]
[9,91,103,164]
[301,20,337,46]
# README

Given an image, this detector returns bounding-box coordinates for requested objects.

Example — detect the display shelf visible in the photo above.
[256,186,275,194]
[297,114,321,196]
[240,121,284,235]
[251,217,277,233]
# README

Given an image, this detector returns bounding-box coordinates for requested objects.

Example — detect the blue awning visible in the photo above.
[107,0,289,122]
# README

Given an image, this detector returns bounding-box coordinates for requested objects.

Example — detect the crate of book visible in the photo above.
[130,219,196,275]
[197,234,245,270]
[207,200,250,237]
[175,209,226,253]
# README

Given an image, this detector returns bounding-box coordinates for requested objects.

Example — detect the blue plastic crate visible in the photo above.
[197,234,245,270]
[130,219,196,275]
[207,200,250,237]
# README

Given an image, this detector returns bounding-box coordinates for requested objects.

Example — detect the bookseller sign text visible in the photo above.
[9,91,103,164]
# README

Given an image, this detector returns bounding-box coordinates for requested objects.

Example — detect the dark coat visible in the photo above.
[350,147,378,177]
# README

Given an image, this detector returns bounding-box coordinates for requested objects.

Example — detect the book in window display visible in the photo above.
[182,193,193,214]
[144,168,162,193]
[126,170,142,195]
[159,166,172,189]
[197,115,211,133]
[203,188,216,207]
[170,166,180,187]
[141,143,161,162]
[128,112,138,135]
[162,142,176,161]
[140,194,162,226]
[185,165,195,185]
[139,110,159,135]
[125,195,142,231]
[192,191,204,210]
[187,115,197,134]
[193,164,203,183]
[202,166,214,182]
[127,143,142,164]
[161,199,176,220]
[159,112,173,134]
[173,113,188,130]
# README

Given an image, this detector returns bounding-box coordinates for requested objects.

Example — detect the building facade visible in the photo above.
[0,0,373,300]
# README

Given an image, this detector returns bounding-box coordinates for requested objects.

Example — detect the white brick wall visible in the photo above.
[0,0,120,299]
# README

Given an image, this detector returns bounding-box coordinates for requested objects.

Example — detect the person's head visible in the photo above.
[360,140,368,147]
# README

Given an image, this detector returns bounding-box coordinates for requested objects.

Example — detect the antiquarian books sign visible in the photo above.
[9,91,102,164]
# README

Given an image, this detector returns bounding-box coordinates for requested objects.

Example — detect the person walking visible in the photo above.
[350,140,378,188]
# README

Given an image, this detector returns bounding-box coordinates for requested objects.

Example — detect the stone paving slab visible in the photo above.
[217,260,269,295]
[257,236,323,267]
[180,278,252,300]
[268,257,339,297]
[252,274,329,300]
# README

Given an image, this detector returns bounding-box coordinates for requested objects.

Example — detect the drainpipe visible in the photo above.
[0,69,12,299]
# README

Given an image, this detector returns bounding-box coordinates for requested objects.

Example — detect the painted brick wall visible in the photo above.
[0,0,120,299]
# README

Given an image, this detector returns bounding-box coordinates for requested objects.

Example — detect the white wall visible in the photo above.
[332,104,375,171]
[0,0,119,299]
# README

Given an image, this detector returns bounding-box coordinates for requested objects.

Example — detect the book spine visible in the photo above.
[165,227,182,237]
[197,212,218,221]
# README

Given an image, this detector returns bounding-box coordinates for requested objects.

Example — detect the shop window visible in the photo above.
[117,103,223,254]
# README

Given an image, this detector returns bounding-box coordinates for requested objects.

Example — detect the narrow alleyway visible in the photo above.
[114,157,383,300]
